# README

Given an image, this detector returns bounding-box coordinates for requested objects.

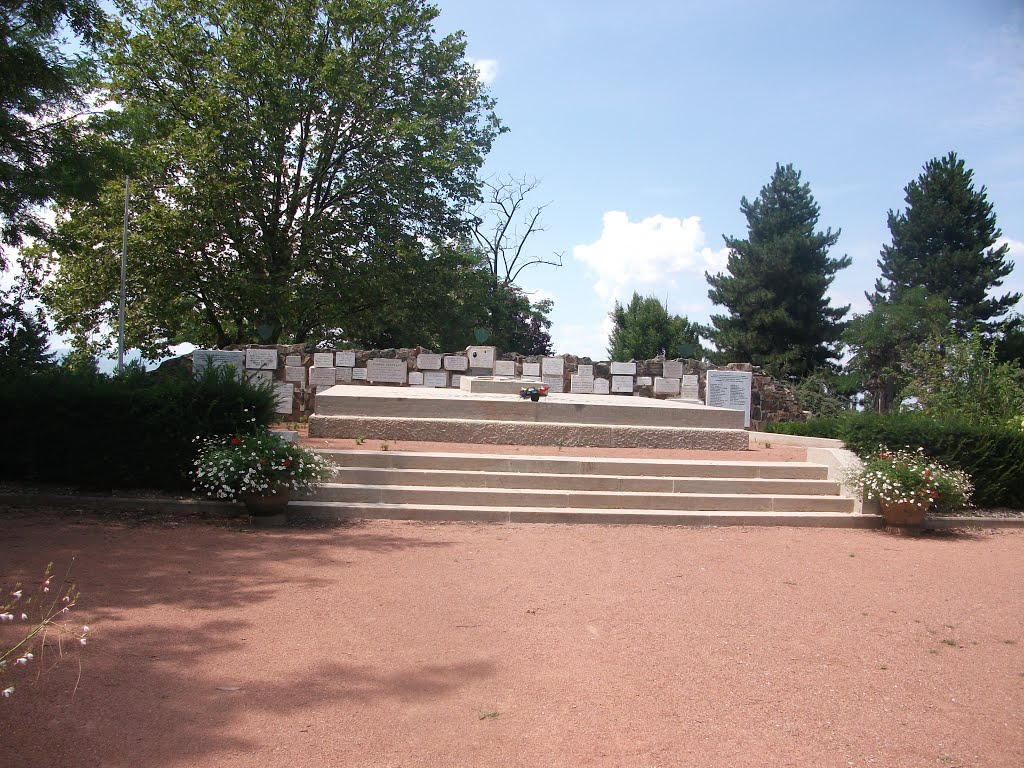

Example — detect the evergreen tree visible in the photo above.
[706,163,850,377]
[872,151,1019,332]
[607,292,707,361]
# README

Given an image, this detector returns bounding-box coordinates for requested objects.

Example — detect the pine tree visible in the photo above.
[706,164,851,377]
[606,293,707,361]
[872,151,1019,332]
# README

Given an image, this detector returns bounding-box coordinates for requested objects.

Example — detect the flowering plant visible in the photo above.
[850,446,973,512]
[192,432,335,500]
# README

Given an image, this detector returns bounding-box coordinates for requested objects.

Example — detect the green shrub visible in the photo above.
[0,364,276,491]
[766,412,1024,508]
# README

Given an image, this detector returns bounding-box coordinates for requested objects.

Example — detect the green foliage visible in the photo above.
[0,365,275,490]
[707,163,850,377]
[764,411,1024,508]
[33,0,503,359]
[872,151,1019,333]
[843,287,953,413]
[0,0,109,249]
[789,371,857,419]
[903,332,1024,426]
[0,287,53,376]
[607,292,707,361]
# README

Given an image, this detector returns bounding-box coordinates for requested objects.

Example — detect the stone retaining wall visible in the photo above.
[165,345,807,430]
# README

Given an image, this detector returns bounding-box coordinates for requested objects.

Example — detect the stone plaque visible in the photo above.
[654,377,681,395]
[366,358,407,383]
[443,355,468,371]
[611,361,636,375]
[351,367,367,380]
[612,375,634,393]
[309,366,337,388]
[522,362,541,377]
[245,348,278,370]
[467,346,496,370]
[336,351,356,368]
[636,376,653,386]
[246,369,274,386]
[408,371,424,386]
[542,375,564,393]
[423,371,448,388]
[577,364,593,377]
[706,369,753,427]
[680,375,699,399]
[570,374,595,394]
[542,357,564,375]
[416,353,442,370]
[313,352,335,368]
[284,365,306,384]
[593,378,611,394]
[494,360,516,377]
[193,349,245,379]
[285,354,302,367]
[663,360,684,379]
[273,383,294,414]
[336,367,353,383]
[450,374,462,388]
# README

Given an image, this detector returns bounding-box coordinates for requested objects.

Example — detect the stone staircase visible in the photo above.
[291,449,874,528]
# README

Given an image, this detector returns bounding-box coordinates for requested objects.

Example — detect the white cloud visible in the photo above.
[468,58,498,84]
[571,211,729,307]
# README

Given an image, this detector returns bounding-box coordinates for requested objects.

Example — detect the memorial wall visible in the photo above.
[178,345,807,430]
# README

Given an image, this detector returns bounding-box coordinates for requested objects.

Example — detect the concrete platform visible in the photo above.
[309,386,749,449]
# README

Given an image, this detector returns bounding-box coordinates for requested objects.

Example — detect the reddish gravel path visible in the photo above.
[2,511,1021,768]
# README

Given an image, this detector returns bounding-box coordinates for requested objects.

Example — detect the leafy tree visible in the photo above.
[0,285,53,375]
[487,283,553,356]
[0,0,108,250]
[843,287,952,413]
[607,292,707,361]
[706,163,850,377]
[902,331,1024,426]
[31,0,502,359]
[872,151,1019,333]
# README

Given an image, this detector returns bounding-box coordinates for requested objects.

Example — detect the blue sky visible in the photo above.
[434,0,1024,359]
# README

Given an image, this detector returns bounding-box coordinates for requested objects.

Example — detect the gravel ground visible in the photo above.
[1,509,1021,768]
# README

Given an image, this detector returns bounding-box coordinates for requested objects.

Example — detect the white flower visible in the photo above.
[2,687,14,697]
[11,590,22,599]
[82,625,90,633]
[79,637,88,646]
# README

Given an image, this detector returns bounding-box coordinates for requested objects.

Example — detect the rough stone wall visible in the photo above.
[167,345,807,430]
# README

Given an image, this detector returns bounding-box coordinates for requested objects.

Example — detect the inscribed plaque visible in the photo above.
[366,358,407,383]
[577,364,593,377]
[273,384,294,414]
[663,360,684,379]
[245,348,278,370]
[450,374,462,388]
[654,377,681,395]
[593,378,611,394]
[351,368,367,380]
[542,375,564,393]
[285,354,301,367]
[570,374,595,394]
[636,376,653,386]
[193,350,245,380]
[611,375,634,393]
[336,367,353,383]
[705,369,753,427]
[313,352,335,368]
[522,362,541,377]
[467,346,496,370]
[416,353,442,370]
[308,366,337,388]
[284,366,306,384]
[423,371,448,388]
[443,355,468,371]
[611,361,636,375]
[541,357,564,375]
[408,372,424,386]
[246,369,274,386]
[335,351,356,367]
[494,360,516,377]
[680,375,699,399]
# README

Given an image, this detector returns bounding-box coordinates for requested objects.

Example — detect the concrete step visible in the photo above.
[329,466,841,496]
[319,450,830,480]
[308,483,856,514]
[288,501,875,528]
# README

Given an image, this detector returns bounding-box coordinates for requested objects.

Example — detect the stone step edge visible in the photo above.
[328,466,838,489]
[288,501,877,528]
[311,483,850,503]
[317,448,823,471]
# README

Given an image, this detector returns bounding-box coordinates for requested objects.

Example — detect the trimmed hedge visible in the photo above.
[0,365,276,491]
[765,413,1024,508]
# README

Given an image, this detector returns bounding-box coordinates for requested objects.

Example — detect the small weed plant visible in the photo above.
[1,562,91,698]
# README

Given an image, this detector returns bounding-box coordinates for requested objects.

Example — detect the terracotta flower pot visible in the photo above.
[879,498,930,529]
[240,483,292,526]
